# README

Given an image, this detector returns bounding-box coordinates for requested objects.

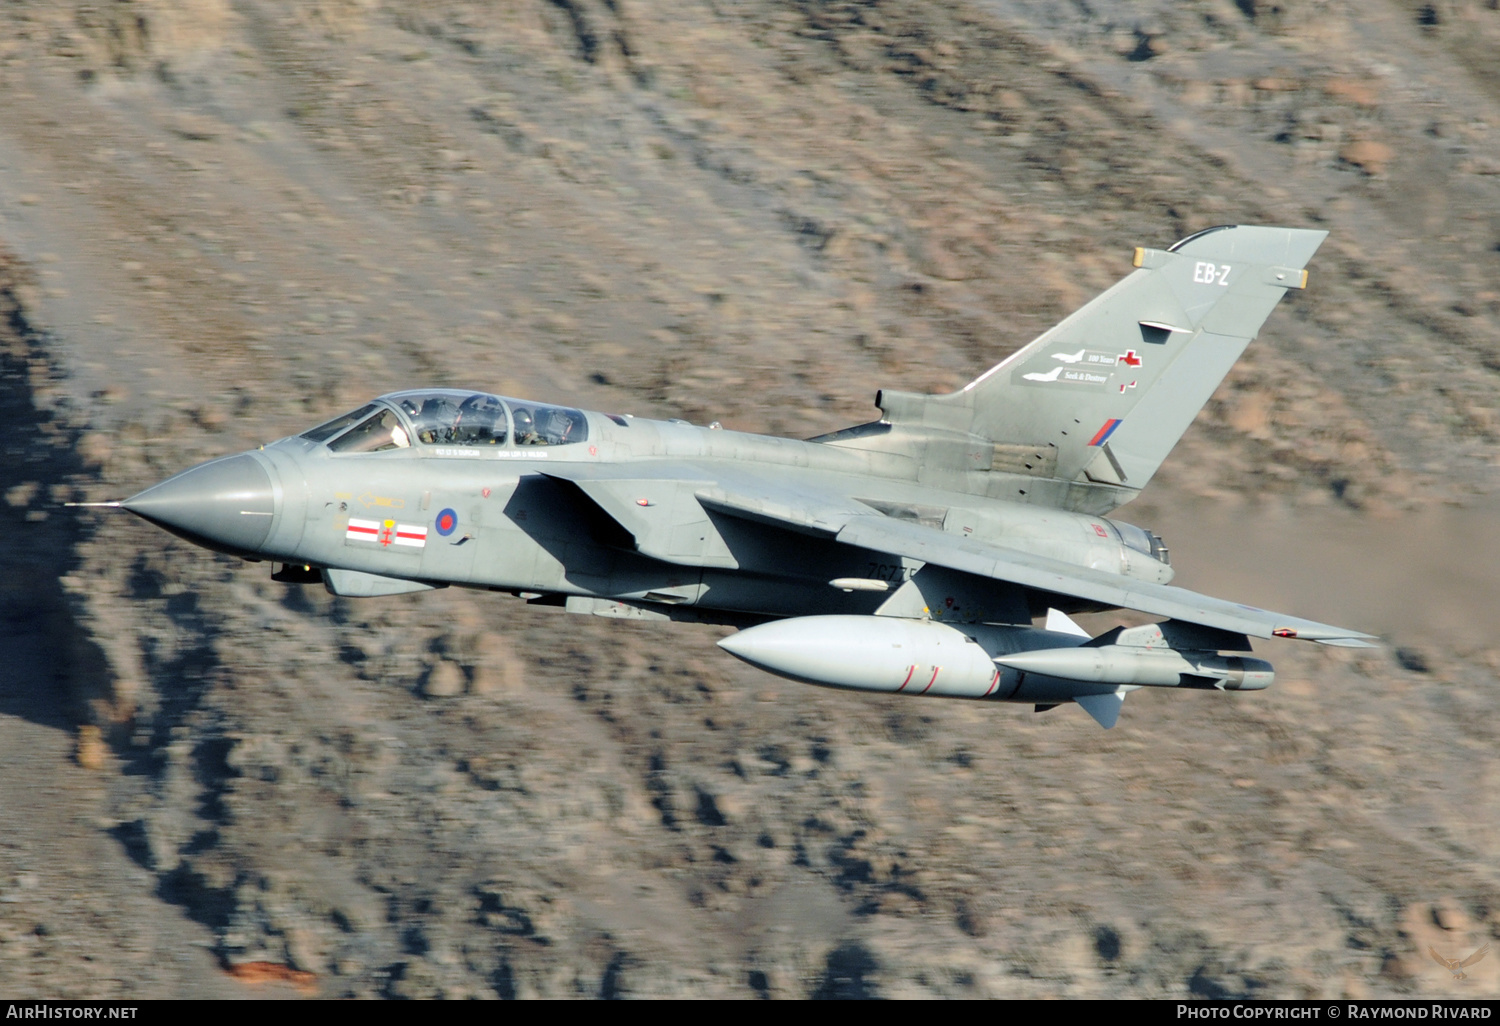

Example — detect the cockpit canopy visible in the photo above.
[394,391,508,447]
[300,390,589,453]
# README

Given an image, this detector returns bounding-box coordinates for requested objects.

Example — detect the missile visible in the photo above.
[717,615,1274,703]
[828,577,892,593]
[994,646,1273,691]
[718,615,1013,698]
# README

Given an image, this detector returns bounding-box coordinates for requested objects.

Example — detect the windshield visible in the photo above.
[300,404,378,443]
[327,408,410,453]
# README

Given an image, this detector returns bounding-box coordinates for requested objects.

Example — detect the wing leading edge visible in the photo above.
[834,514,1376,647]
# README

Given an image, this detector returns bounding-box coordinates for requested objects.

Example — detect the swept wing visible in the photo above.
[833,513,1374,646]
[536,462,1375,648]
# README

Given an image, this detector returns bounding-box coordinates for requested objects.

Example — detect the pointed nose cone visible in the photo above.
[716,620,809,675]
[123,453,276,556]
[717,616,882,683]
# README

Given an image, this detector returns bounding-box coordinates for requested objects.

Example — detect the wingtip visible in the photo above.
[1273,624,1381,647]
[1313,637,1382,649]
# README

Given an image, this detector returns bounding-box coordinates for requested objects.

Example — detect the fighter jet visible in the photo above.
[98,225,1375,728]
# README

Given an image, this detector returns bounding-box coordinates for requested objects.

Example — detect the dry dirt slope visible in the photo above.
[0,0,1497,999]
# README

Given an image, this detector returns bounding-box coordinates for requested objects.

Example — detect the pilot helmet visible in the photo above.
[512,407,535,434]
[541,408,569,440]
[420,396,457,420]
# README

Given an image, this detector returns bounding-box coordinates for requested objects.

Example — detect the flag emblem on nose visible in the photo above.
[347,517,380,541]
[346,517,427,549]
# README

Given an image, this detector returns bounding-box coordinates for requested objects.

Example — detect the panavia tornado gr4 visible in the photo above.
[102,225,1375,728]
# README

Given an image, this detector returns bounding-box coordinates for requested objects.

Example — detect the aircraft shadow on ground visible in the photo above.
[0,273,97,734]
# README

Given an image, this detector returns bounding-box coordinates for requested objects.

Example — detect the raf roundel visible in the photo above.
[435,507,459,537]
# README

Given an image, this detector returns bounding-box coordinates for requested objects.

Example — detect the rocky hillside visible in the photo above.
[0,0,1497,998]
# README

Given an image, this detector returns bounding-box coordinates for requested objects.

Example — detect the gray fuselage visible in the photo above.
[225,397,1170,621]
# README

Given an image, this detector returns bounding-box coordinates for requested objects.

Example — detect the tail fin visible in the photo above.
[872,225,1326,513]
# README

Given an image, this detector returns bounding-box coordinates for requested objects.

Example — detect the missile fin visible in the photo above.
[874,578,928,618]
[1045,607,1091,637]
[1074,690,1126,729]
